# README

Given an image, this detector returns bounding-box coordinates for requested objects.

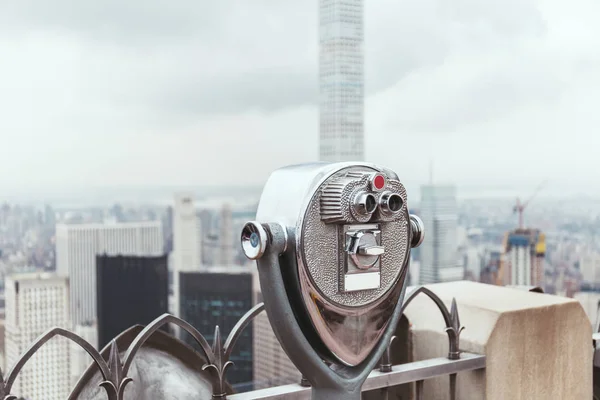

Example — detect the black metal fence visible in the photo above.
[1,286,486,400]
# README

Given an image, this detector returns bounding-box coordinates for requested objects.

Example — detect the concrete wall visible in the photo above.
[401,281,592,400]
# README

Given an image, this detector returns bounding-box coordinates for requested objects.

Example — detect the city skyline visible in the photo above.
[0,0,599,193]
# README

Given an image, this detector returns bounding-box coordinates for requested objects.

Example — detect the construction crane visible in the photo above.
[513,181,546,229]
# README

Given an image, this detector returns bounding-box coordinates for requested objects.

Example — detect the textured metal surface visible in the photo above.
[253,221,408,399]
[253,162,412,369]
[320,173,373,224]
[302,167,409,306]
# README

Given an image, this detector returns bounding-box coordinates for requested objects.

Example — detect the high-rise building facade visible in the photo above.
[55,221,163,326]
[218,203,234,266]
[173,193,202,272]
[319,0,364,162]
[579,251,600,289]
[179,267,253,391]
[96,254,169,349]
[419,185,462,284]
[172,193,202,319]
[500,229,546,287]
[5,273,70,399]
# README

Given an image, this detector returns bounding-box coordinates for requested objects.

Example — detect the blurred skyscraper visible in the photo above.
[499,229,546,287]
[179,267,253,391]
[576,250,600,290]
[55,221,163,326]
[172,194,201,273]
[172,193,202,324]
[319,0,364,161]
[419,185,462,284]
[96,254,168,349]
[218,203,234,266]
[5,273,70,399]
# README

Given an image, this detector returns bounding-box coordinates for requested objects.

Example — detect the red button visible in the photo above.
[373,175,385,190]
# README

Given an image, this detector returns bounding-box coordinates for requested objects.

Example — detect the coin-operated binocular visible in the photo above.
[241,162,424,399]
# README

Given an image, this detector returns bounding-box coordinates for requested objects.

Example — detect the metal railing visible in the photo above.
[0,286,486,400]
[229,353,485,400]
[592,332,600,399]
[231,286,486,400]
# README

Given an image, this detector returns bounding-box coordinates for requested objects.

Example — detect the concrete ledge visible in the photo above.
[402,281,592,400]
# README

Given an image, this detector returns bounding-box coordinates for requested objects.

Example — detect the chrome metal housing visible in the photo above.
[255,162,413,366]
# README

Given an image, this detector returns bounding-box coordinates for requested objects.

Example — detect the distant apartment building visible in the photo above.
[573,291,600,329]
[464,247,482,282]
[480,246,504,285]
[419,185,462,284]
[5,273,70,399]
[55,221,163,326]
[252,269,301,389]
[408,258,421,287]
[96,254,168,349]
[500,229,546,286]
[179,267,253,391]
[580,251,600,289]
[218,203,235,266]
[172,193,202,320]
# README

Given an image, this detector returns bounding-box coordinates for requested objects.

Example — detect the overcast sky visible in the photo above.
[1,0,599,196]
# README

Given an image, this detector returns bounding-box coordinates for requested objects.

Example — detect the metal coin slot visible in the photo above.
[343,225,383,292]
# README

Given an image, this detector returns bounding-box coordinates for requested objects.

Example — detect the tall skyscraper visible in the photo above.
[179,267,253,391]
[218,203,234,266]
[319,0,364,162]
[96,254,168,349]
[5,273,70,399]
[55,221,163,326]
[172,193,202,320]
[419,185,462,284]
[500,229,546,287]
[173,193,202,272]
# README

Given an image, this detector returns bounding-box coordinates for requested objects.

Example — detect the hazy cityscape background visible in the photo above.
[1,0,600,398]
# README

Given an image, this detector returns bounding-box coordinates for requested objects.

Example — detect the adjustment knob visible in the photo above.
[409,214,425,248]
[346,229,384,270]
[241,221,268,260]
